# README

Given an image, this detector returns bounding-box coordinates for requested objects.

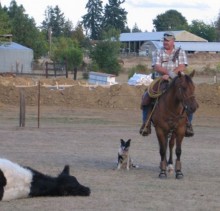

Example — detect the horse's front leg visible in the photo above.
[175,134,184,179]
[156,129,168,178]
[167,133,175,174]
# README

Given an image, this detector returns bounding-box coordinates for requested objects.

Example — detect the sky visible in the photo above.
[1,0,220,32]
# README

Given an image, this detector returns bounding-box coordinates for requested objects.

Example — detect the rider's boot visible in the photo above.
[185,122,194,137]
[140,121,151,136]
[139,105,151,136]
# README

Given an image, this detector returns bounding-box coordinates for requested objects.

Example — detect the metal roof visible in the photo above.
[0,42,32,51]
[120,30,207,42]
[151,41,220,52]
[120,31,167,41]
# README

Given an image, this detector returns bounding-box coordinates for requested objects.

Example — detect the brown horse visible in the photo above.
[151,70,198,179]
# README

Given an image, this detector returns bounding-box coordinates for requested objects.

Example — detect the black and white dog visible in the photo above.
[117,139,138,170]
[0,158,90,201]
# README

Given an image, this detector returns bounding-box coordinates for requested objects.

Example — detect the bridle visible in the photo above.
[176,78,196,114]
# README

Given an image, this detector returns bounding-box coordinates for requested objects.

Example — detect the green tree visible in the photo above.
[41,5,72,38]
[0,4,11,35]
[71,22,86,47]
[63,19,74,37]
[7,0,47,59]
[132,23,142,32]
[215,11,220,41]
[52,37,83,71]
[82,0,103,40]
[89,28,121,75]
[153,9,188,31]
[102,0,128,32]
[189,20,217,42]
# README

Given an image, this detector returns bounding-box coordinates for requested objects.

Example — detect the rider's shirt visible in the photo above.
[152,47,188,78]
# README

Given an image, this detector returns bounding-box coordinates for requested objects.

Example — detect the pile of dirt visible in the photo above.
[196,83,220,106]
[0,76,220,110]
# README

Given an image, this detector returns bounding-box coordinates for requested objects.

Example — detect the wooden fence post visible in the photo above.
[65,61,68,78]
[38,81,41,128]
[19,89,25,127]
[45,61,48,78]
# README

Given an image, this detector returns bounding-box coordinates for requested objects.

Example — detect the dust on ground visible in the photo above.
[0,104,220,211]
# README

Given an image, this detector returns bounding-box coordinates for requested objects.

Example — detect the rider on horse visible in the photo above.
[139,31,194,137]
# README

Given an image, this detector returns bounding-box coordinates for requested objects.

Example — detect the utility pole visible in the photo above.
[48,27,52,58]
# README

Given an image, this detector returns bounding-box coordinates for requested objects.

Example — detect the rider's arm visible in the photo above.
[152,49,169,77]
[153,64,169,75]
[152,49,188,79]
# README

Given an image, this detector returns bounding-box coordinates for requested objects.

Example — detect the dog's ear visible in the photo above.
[59,165,70,176]
[120,139,125,144]
[125,139,131,147]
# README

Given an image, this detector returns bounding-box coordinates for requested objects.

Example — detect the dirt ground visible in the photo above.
[0,55,220,210]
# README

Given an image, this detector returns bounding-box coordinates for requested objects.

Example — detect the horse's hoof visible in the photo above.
[159,170,167,179]
[175,171,184,179]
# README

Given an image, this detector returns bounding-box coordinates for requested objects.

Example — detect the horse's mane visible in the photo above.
[168,73,193,89]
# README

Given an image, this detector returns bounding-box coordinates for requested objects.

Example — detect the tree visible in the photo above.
[71,22,86,47]
[189,20,217,42]
[102,0,128,33]
[215,11,220,41]
[7,0,47,59]
[89,28,121,75]
[41,5,71,38]
[0,4,11,35]
[82,0,103,40]
[52,37,83,71]
[63,19,74,37]
[132,23,142,32]
[153,9,188,31]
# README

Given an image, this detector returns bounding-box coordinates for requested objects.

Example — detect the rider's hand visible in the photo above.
[162,74,170,80]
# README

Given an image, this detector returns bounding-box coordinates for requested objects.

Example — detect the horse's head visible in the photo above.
[175,70,199,114]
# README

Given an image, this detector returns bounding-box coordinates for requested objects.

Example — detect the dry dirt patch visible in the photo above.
[0,105,220,211]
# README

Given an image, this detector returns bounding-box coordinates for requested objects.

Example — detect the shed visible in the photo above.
[0,42,33,73]
[89,72,117,85]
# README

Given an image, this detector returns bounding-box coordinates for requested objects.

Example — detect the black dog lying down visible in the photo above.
[0,158,90,201]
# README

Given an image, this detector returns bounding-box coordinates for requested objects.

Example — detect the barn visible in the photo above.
[0,40,33,73]
[119,30,220,56]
